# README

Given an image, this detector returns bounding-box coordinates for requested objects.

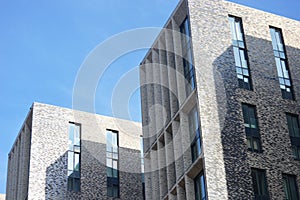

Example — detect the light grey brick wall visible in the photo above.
[140,0,300,199]
[7,102,143,200]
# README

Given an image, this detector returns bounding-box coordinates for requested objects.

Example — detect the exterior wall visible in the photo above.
[219,1,300,199]
[140,0,300,199]
[6,110,32,200]
[7,102,143,200]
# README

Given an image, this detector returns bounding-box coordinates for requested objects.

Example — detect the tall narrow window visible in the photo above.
[251,168,270,200]
[242,104,261,152]
[140,136,145,200]
[67,122,81,192]
[286,114,300,160]
[194,171,207,200]
[180,17,196,96]
[189,107,202,162]
[229,16,252,90]
[106,130,119,198]
[283,174,299,200]
[270,27,294,100]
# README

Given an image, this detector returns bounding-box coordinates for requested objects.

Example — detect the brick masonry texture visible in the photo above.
[140,0,300,199]
[6,102,143,200]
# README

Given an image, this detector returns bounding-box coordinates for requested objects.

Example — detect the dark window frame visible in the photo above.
[242,104,262,152]
[180,16,196,97]
[229,15,253,90]
[283,174,299,200]
[251,168,270,200]
[194,171,207,200]
[286,113,300,160]
[67,122,81,192]
[188,107,202,162]
[106,129,120,198]
[269,26,295,100]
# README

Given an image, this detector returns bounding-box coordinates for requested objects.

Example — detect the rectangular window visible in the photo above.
[67,122,81,192]
[242,104,261,152]
[140,136,145,200]
[283,174,299,200]
[270,27,294,100]
[180,17,196,97]
[286,114,300,160]
[189,107,202,162]
[251,168,270,200]
[106,130,119,198]
[194,171,207,200]
[229,16,252,90]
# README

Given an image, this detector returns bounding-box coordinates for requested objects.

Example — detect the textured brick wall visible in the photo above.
[140,0,300,199]
[190,0,300,199]
[8,102,143,200]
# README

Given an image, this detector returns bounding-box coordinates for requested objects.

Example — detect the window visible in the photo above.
[286,114,300,160]
[180,17,196,96]
[194,171,207,200]
[270,27,294,100]
[67,122,81,192]
[140,136,145,200]
[251,168,270,200]
[242,104,261,152]
[229,16,252,90]
[106,130,119,198]
[189,107,202,162]
[283,174,299,200]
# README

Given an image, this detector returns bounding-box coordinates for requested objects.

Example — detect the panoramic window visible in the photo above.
[189,106,202,162]
[229,16,252,90]
[106,130,119,198]
[67,122,81,192]
[270,27,294,100]
[283,174,299,200]
[242,104,261,152]
[251,168,270,200]
[286,113,300,160]
[180,17,196,96]
[194,171,207,200]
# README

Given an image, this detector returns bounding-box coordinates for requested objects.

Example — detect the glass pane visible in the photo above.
[107,158,112,168]
[275,58,283,77]
[253,138,259,151]
[68,151,74,172]
[236,67,242,74]
[275,30,283,51]
[74,125,80,146]
[74,153,80,171]
[113,185,119,197]
[235,20,243,41]
[69,125,75,150]
[247,138,252,149]
[250,118,257,128]
[113,160,118,170]
[229,17,237,41]
[242,69,249,76]
[74,178,80,192]
[107,186,113,197]
[270,28,278,50]
[233,47,241,67]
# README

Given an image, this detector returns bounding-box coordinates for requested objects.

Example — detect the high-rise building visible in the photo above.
[6,102,144,200]
[139,0,300,199]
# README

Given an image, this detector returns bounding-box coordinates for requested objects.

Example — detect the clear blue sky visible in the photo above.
[0,0,299,194]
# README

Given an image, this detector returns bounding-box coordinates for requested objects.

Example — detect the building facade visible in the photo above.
[139,0,300,199]
[6,102,143,200]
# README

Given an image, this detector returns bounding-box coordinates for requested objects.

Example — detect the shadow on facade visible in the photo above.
[213,35,300,199]
[45,140,143,200]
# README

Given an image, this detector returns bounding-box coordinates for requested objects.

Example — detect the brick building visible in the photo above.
[139,0,300,199]
[6,102,143,200]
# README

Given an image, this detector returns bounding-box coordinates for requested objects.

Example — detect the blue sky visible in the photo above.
[0,0,299,194]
